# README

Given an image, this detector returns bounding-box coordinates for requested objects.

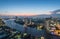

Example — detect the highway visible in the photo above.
[4,19,47,37]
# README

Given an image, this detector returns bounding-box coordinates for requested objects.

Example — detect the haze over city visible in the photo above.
[0,0,60,16]
[0,0,60,39]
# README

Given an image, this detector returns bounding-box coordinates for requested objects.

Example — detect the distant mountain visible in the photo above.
[31,9,60,18]
[32,14,50,18]
[52,9,60,14]
[0,9,60,18]
[51,9,60,18]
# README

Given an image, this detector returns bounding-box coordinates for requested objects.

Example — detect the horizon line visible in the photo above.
[0,14,52,16]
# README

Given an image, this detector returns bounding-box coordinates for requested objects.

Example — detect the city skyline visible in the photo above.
[0,0,60,16]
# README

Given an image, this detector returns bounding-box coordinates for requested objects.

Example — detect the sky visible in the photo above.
[0,0,60,16]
